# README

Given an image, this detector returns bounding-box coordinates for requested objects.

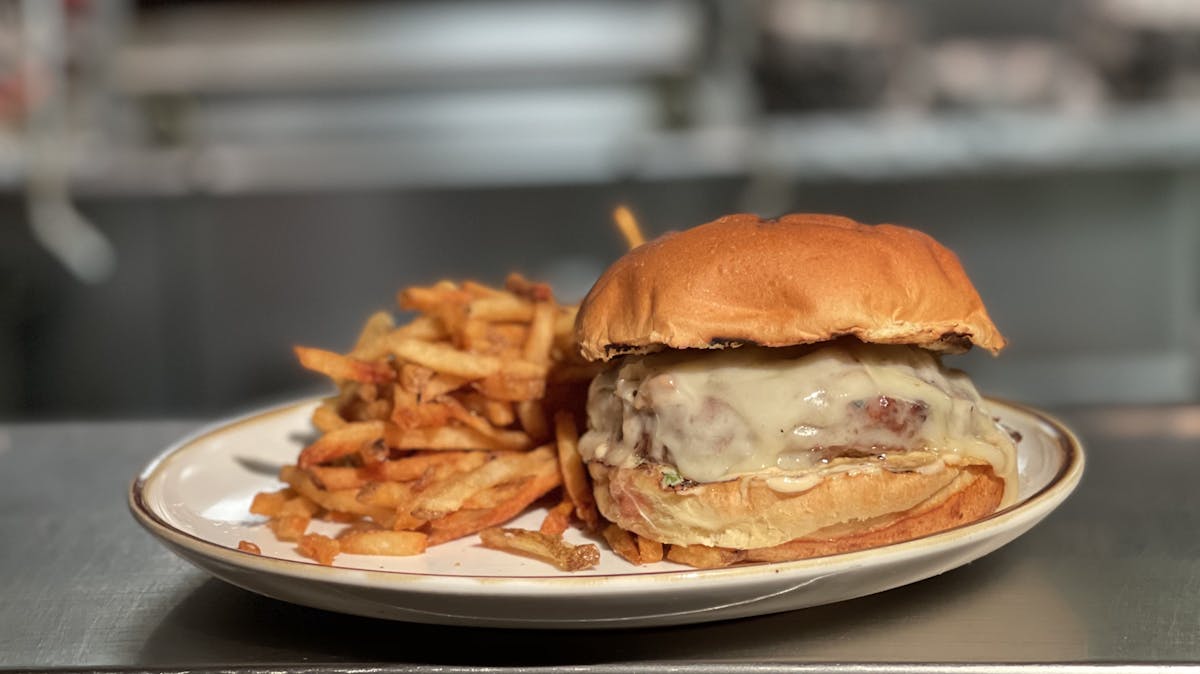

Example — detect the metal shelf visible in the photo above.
[39,101,1200,195]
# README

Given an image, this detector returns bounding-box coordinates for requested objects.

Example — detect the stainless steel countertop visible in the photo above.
[2,405,1199,672]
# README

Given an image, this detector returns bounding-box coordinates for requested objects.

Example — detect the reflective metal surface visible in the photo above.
[1,406,1198,671]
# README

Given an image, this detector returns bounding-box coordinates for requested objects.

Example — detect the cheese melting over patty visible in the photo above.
[578,341,1018,504]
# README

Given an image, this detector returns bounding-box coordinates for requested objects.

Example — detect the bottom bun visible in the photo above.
[589,461,1005,560]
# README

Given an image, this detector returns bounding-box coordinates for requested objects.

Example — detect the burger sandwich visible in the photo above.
[574,213,1019,566]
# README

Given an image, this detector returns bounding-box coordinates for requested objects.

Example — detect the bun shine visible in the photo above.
[576,213,1005,362]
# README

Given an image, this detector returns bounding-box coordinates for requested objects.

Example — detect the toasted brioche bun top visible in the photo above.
[576,213,1005,361]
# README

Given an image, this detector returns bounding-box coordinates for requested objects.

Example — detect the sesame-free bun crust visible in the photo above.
[589,461,1005,556]
[577,213,1005,361]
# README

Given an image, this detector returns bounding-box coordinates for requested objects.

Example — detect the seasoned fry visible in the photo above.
[462,279,507,298]
[311,399,347,433]
[458,391,515,427]
[297,533,340,566]
[426,456,562,544]
[307,466,366,491]
[250,488,293,517]
[468,294,535,322]
[253,274,606,567]
[439,395,503,438]
[235,534,261,551]
[666,544,746,569]
[397,281,468,313]
[390,400,453,431]
[504,272,554,302]
[636,535,665,564]
[387,339,501,380]
[479,528,599,572]
[612,204,646,249]
[355,480,417,508]
[515,400,550,441]
[294,346,394,385]
[602,524,642,565]
[349,311,395,359]
[472,372,546,402]
[297,421,387,468]
[388,424,534,452]
[412,446,554,519]
[268,514,310,542]
[278,495,321,518]
[362,450,487,483]
[421,373,469,401]
[337,530,428,557]
[280,465,395,523]
[460,319,528,356]
[522,301,557,366]
[540,498,575,536]
[555,410,600,531]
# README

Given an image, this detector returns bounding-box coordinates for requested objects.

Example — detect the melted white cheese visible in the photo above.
[578,341,1018,503]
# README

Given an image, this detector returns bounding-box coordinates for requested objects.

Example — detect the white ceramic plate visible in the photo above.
[130,397,1084,629]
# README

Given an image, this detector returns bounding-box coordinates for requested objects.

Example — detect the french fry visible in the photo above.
[397,282,468,314]
[349,310,395,359]
[555,410,600,531]
[504,272,554,302]
[484,401,515,427]
[307,466,366,491]
[439,395,501,437]
[297,421,387,468]
[600,527,663,565]
[612,204,646,249]
[355,480,417,509]
[362,450,487,483]
[468,294,534,322]
[237,540,262,555]
[666,544,746,569]
[359,316,447,362]
[388,339,502,380]
[412,446,554,519]
[297,533,340,566]
[479,528,599,572]
[391,399,454,431]
[421,373,469,401]
[311,399,347,433]
[425,454,562,544]
[461,477,534,510]
[636,535,665,564]
[462,280,507,298]
[523,301,556,366]
[337,530,428,557]
[388,424,534,452]
[602,524,642,565]
[294,346,395,385]
[472,372,545,402]
[250,488,294,517]
[269,274,606,567]
[398,363,435,396]
[515,400,550,441]
[280,465,395,524]
[472,323,530,357]
[553,305,577,338]
[540,498,575,536]
[279,495,321,518]
[268,514,310,542]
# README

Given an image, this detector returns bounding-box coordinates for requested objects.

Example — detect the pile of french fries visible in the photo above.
[246,273,615,571]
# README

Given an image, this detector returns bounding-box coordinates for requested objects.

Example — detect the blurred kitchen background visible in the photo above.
[2,0,1199,419]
